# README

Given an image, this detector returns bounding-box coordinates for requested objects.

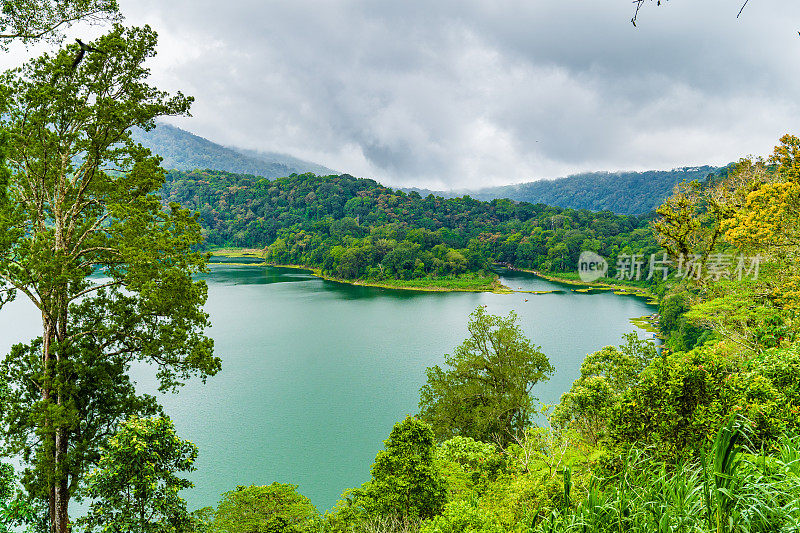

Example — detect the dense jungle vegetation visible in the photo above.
[161,169,666,288]
[182,135,800,533]
[2,2,799,532]
[411,166,721,215]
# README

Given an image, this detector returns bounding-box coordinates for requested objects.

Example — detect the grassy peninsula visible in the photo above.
[209,248,507,292]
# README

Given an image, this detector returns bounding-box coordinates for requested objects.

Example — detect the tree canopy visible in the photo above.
[0,25,217,533]
[0,0,119,48]
[79,416,197,533]
[210,483,318,533]
[418,308,553,446]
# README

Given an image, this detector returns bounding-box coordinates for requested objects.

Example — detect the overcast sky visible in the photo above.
[5,0,800,188]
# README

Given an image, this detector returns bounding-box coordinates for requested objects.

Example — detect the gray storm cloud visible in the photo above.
[93,1,800,187]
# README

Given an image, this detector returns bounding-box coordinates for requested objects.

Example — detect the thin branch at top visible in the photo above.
[737,0,750,18]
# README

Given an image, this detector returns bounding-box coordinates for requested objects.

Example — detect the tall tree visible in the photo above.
[0,0,119,48]
[418,308,553,446]
[0,26,219,533]
[363,416,445,521]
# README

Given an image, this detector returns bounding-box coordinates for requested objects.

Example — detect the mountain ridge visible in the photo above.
[405,166,722,214]
[134,123,722,215]
[130,123,337,178]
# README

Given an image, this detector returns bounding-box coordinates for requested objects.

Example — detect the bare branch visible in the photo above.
[737,0,750,18]
[68,280,123,302]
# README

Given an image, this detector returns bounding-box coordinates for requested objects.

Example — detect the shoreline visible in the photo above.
[500,265,659,305]
[207,250,510,292]
[206,249,659,304]
[264,263,512,293]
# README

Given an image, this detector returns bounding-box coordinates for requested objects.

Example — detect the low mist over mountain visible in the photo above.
[131,123,336,178]
[134,123,720,216]
[408,167,721,215]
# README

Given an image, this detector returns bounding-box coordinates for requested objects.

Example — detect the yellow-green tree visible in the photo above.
[79,417,196,533]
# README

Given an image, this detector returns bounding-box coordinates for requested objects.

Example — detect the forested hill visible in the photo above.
[136,123,718,215]
[162,169,659,284]
[407,166,721,215]
[131,123,337,178]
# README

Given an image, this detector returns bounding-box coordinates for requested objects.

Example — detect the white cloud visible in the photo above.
[8,0,800,188]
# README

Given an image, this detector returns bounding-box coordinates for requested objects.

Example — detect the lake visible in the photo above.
[0,264,655,513]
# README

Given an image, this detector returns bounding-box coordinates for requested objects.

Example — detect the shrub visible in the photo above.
[212,483,318,533]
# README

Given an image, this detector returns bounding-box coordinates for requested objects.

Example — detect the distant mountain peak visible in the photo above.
[130,123,336,178]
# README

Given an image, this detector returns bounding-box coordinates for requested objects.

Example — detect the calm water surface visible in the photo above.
[0,264,655,512]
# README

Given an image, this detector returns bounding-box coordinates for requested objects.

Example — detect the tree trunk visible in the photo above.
[43,305,72,533]
[54,303,71,533]
[53,432,70,533]
[42,315,59,533]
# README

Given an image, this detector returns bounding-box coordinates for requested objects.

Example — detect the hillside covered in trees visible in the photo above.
[409,166,722,215]
[161,170,660,287]
[186,135,800,533]
[132,123,719,216]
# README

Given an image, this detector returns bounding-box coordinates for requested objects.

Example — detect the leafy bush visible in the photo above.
[419,499,503,533]
[610,341,800,458]
[436,437,507,499]
[211,483,318,533]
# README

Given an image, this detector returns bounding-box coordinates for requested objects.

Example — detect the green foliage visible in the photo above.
[189,507,214,533]
[78,416,197,533]
[0,338,161,510]
[610,341,800,458]
[700,416,745,532]
[160,170,661,284]
[436,437,507,498]
[659,289,712,352]
[419,308,553,446]
[0,462,39,533]
[469,425,596,529]
[552,333,656,445]
[524,423,800,532]
[0,0,119,48]
[0,25,217,532]
[211,483,318,533]
[419,499,503,533]
[327,417,445,528]
[365,417,446,521]
[685,275,794,353]
[0,464,13,532]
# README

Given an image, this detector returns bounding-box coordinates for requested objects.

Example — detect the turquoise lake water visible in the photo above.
[0,264,655,512]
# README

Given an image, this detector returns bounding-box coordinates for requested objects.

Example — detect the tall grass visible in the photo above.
[535,418,800,532]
